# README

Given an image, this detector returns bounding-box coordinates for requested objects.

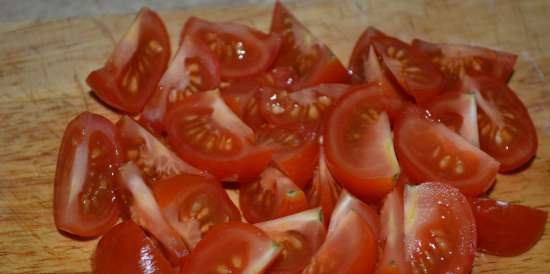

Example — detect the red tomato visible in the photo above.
[412,39,517,91]
[469,198,547,256]
[180,222,281,274]
[240,166,308,223]
[117,116,206,183]
[324,84,400,200]
[307,144,342,223]
[93,221,176,274]
[404,183,476,274]
[256,123,320,188]
[87,8,170,114]
[302,211,377,274]
[258,84,349,126]
[348,26,386,83]
[463,76,538,171]
[151,174,241,249]
[117,162,188,262]
[270,1,349,90]
[373,35,444,104]
[394,105,499,196]
[256,208,327,274]
[141,36,220,133]
[329,190,380,238]
[375,186,410,274]
[428,91,479,147]
[54,112,121,237]
[181,17,281,79]
[164,90,272,182]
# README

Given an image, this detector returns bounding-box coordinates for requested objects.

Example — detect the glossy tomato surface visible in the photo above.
[54,112,121,237]
[87,8,170,114]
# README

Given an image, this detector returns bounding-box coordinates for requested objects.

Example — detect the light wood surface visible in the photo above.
[1,0,549,273]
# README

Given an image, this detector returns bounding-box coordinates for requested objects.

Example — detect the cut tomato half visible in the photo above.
[394,105,499,196]
[240,166,308,223]
[256,208,326,274]
[152,174,241,249]
[54,112,121,238]
[87,8,170,114]
[180,222,281,274]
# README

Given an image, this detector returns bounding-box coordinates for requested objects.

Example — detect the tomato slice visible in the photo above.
[87,8,170,114]
[348,26,387,83]
[117,162,188,262]
[93,221,176,274]
[181,17,281,79]
[270,1,349,90]
[428,91,479,147]
[164,90,272,182]
[256,208,326,274]
[151,173,241,249]
[463,76,538,171]
[394,105,499,196]
[412,39,517,91]
[240,166,308,223]
[141,36,220,133]
[469,198,547,256]
[329,190,380,238]
[373,35,444,104]
[375,186,410,274]
[404,183,476,274]
[54,112,121,237]
[256,123,320,188]
[307,144,342,223]
[180,222,281,274]
[117,116,206,183]
[324,84,400,200]
[258,84,349,126]
[302,211,377,274]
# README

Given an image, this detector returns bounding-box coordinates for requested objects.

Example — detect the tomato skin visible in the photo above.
[54,112,121,238]
[87,8,171,114]
[394,105,499,196]
[152,174,241,249]
[182,17,282,80]
[93,220,176,274]
[469,198,547,256]
[404,183,476,274]
[180,222,281,274]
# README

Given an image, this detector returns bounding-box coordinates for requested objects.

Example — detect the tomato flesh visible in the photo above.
[307,144,342,223]
[87,8,170,114]
[54,112,121,237]
[469,198,547,256]
[329,190,380,238]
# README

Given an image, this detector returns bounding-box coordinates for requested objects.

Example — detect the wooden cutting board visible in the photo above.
[1,0,549,273]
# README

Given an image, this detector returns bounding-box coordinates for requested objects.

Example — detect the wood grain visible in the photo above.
[1,0,549,273]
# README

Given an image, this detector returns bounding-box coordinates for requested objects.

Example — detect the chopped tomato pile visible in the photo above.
[53,3,546,274]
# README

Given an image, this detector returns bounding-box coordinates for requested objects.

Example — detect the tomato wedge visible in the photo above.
[87,8,170,114]
[463,76,538,172]
[141,36,220,133]
[373,35,444,104]
[329,190,380,238]
[117,116,206,183]
[412,39,517,91]
[93,221,176,274]
[302,211,377,274]
[117,162,188,262]
[404,182,476,274]
[152,174,241,249]
[164,90,272,182]
[307,144,342,223]
[270,1,349,90]
[394,105,499,196]
[54,112,121,237]
[180,222,281,274]
[256,208,326,274]
[469,198,547,256]
[428,91,479,147]
[324,84,400,200]
[349,26,386,83]
[181,17,281,79]
[240,166,308,223]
